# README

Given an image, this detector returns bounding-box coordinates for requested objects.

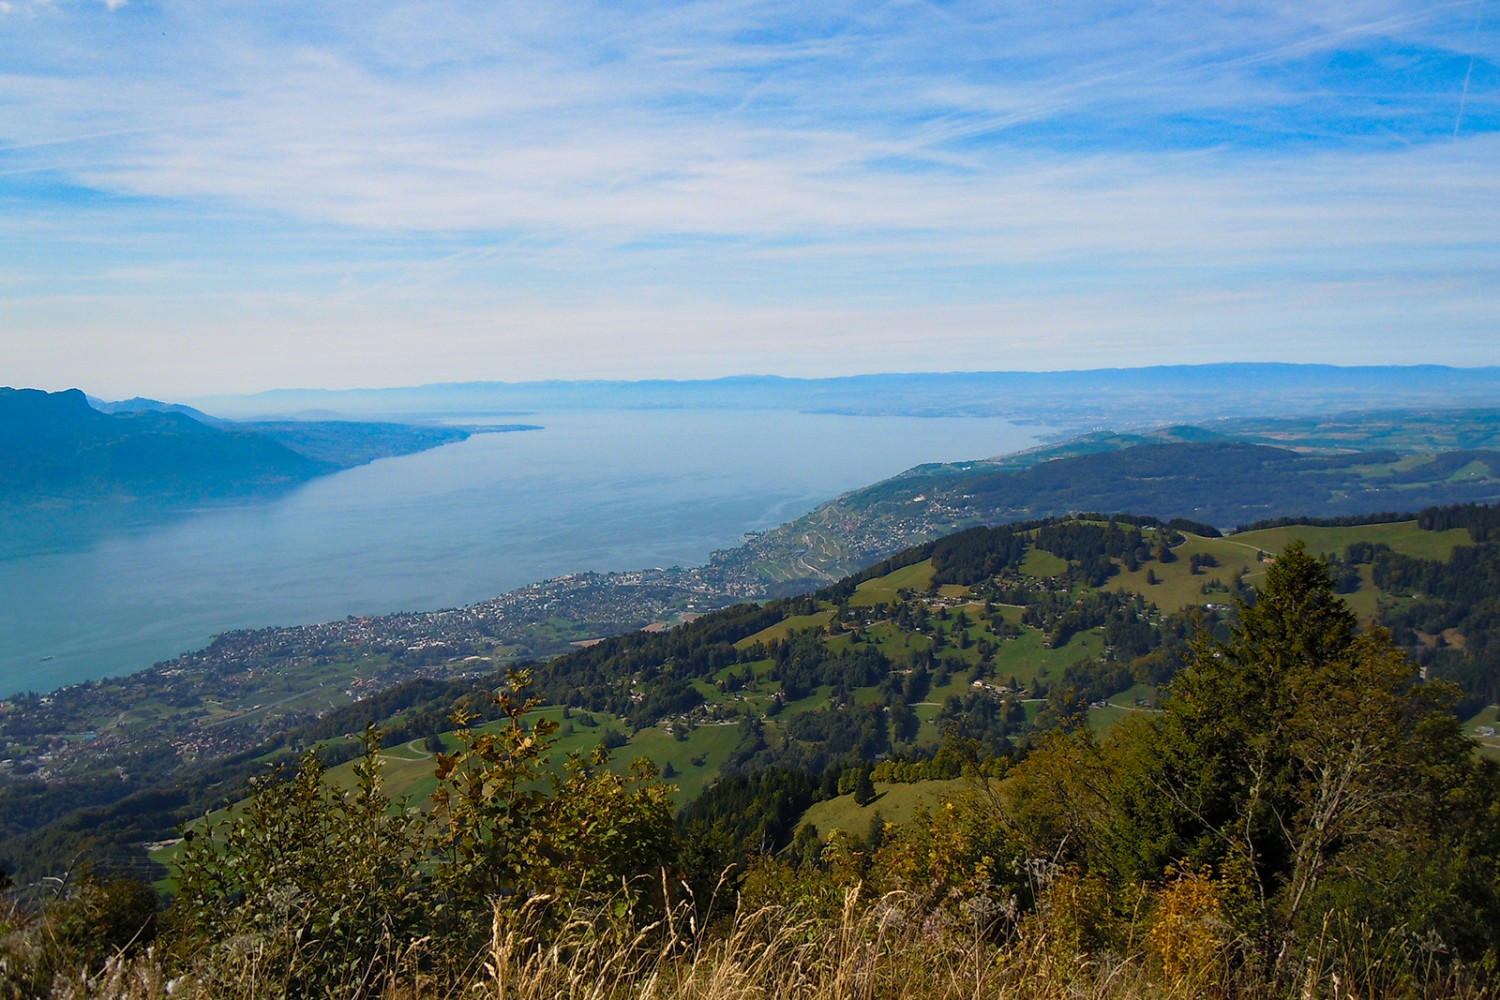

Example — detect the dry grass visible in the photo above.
[466,885,1151,1000]
[16,882,1494,1000]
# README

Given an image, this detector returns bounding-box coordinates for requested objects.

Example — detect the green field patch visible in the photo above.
[381,738,437,761]
[622,722,743,801]
[927,667,969,698]
[955,618,992,648]
[849,560,937,607]
[530,615,613,646]
[991,628,1102,687]
[850,684,889,707]
[780,685,836,717]
[1021,547,1069,577]
[862,623,934,661]
[913,702,944,725]
[1339,566,1380,621]
[1233,522,1471,564]
[876,559,938,593]
[747,658,776,677]
[1107,535,1257,613]
[1363,454,1439,477]
[737,690,782,716]
[1086,704,1135,733]
[1462,705,1500,759]
[1447,460,1496,482]
[338,751,438,801]
[1463,705,1500,729]
[823,632,857,652]
[735,611,834,649]
[149,839,187,881]
[1108,683,1160,710]
[548,721,629,760]
[798,778,971,838]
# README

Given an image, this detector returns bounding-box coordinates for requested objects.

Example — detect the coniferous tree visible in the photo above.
[1096,543,1500,973]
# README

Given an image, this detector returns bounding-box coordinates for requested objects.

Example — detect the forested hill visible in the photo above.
[532,506,1500,761]
[711,412,1500,591]
[0,387,323,503]
[0,387,477,507]
[960,441,1500,524]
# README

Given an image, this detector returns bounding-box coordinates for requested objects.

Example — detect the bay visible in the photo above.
[0,409,1045,697]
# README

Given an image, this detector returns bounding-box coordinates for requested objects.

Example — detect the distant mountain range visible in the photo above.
[0,387,484,507]
[0,388,324,504]
[185,364,1500,434]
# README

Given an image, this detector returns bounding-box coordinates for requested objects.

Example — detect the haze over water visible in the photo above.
[0,409,1044,697]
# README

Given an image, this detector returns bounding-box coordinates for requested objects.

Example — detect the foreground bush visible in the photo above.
[163,671,674,998]
[0,874,157,998]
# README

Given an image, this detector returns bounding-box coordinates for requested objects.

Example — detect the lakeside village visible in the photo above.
[0,563,749,787]
[1,495,990,789]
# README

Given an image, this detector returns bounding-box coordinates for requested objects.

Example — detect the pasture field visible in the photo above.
[735,610,835,648]
[1233,521,1471,563]
[798,778,971,837]
[1020,547,1068,577]
[849,559,937,606]
[1107,534,1260,613]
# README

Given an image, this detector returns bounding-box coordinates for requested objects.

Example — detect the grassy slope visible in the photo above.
[1102,521,1473,622]
[848,560,938,607]
[799,778,971,837]
[1232,522,1471,563]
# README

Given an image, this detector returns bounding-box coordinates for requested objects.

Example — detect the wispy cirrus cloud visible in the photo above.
[0,1,1496,395]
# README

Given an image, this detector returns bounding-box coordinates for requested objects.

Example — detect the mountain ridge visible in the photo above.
[0,387,324,503]
[186,363,1500,428]
[0,387,485,510]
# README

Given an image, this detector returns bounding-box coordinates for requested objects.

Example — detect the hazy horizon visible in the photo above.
[55,361,1500,415]
[5,2,1497,399]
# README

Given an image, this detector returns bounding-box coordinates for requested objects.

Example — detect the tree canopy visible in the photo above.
[1006,543,1500,979]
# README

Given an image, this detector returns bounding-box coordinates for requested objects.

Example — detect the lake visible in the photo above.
[0,409,1045,696]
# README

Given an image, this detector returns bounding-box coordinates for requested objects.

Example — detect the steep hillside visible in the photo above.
[0,388,324,503]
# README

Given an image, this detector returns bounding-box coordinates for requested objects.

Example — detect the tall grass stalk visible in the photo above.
[13,886,1493,999]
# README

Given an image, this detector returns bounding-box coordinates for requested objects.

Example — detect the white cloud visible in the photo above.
[1,1,1497,394]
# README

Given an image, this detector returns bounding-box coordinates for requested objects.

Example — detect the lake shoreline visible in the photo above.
[0,409,1046,696]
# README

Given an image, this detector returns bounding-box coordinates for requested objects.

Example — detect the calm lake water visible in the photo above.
[0,409,1044,697]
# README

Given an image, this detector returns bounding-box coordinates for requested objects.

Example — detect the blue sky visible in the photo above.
[2,0,1497,397]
